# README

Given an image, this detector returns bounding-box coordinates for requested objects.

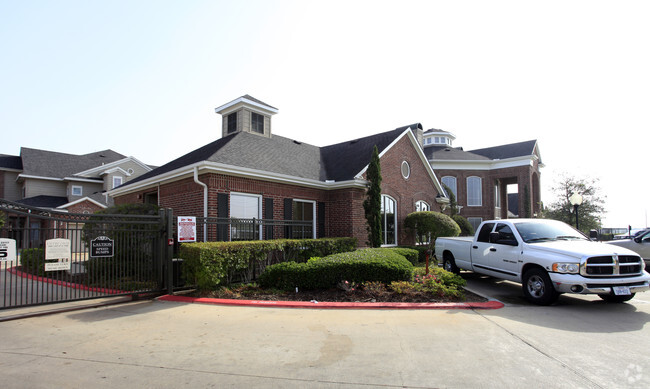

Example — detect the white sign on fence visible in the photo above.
[178,216,197,243]
[45,238,72,271]
[0,238,17,262]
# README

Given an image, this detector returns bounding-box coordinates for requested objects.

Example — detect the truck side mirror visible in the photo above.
[489,232,500,244]
[589,230,599,241]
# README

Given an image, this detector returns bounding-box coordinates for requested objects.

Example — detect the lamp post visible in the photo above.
[569,192,583,230]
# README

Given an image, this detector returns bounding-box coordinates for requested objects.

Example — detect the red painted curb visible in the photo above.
[158,294,504,310]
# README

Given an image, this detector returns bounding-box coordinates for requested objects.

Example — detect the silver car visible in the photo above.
[607,229,650,269]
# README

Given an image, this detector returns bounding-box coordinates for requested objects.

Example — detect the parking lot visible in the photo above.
[0,273,649,388]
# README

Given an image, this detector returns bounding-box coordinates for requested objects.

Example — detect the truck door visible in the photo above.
[488,223,521,278]
[472,222,495,269]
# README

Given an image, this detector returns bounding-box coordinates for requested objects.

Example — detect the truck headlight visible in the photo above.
[552,263,580,274]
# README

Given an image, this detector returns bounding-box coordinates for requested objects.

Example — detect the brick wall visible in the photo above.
[113,133,442,247]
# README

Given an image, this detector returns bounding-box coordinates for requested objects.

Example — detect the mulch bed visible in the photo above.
[197,287,487,304]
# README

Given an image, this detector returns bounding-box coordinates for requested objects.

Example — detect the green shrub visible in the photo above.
[180,237,357,290]
[394,266,467,299]
[20,248,46,277]
[389,247,419,265]
[452,215,474,236]
[258,248,413,290]
[397,245,430,264]
[404,211,461,247]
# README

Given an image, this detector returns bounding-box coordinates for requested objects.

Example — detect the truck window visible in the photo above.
[495,223,518,246]
[477,223,495,243]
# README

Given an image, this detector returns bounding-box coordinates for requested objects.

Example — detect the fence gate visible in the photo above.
[0,199,174,310]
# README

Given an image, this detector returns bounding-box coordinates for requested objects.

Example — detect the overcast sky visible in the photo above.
[1,0,648,228]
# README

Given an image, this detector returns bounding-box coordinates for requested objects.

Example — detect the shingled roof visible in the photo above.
[0,154,23,170]
[123,124,423,188]
[19,148,126,179]
[425,139,538,162]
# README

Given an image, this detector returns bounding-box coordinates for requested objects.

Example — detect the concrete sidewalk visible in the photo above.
[3,296,647,388]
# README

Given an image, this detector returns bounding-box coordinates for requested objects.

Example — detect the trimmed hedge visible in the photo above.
[257,248,414,291]
[395,246,427,264]
[20,248,46,277]
[180,237,357,290]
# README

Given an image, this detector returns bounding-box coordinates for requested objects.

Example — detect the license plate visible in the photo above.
[613,286,631,295]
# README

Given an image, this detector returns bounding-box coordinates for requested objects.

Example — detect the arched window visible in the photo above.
[467,176,482,206]
[441,176,457,198]
[381,195,397,246]
[415,200,430,212]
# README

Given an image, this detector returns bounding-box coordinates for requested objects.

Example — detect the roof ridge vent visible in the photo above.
[293,140,302,145]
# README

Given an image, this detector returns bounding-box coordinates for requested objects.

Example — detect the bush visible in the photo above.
[397,245,430,264]
[389,247,419,265]
[393,266,467,299]
[452,215,474,236]
[20,248,46,277]
[181,238,357,290]
[257,248,413,290]
[404,211,461,246]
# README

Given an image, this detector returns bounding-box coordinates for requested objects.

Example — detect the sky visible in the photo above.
[1,0,648,228]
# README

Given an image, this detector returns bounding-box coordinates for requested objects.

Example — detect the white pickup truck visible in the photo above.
[435,219,650,305]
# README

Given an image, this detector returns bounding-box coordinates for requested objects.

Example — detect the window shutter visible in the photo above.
[217,193,229,241]
[265,198,274,239]
[284,198,293,239]
[318,202,326,238]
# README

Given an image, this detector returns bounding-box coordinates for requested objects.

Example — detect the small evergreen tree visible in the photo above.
[363,145,383,247]
[442,184,458,216]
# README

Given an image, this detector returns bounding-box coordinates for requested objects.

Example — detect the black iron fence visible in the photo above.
[182,216,314,243]
[0,199,169,310]
[0,198,318,310]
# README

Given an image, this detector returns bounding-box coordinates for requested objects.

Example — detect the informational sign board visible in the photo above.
[0,238,17,262]
[178,216,197,243]
[45,238,71,271]
[91,236,114,258]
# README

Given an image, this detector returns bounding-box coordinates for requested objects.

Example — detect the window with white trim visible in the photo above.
[381,195,397,246]
[230,193,262,240]
[468,217,483,233]
[441,176,457,198]
[467,176,482,206]
[113,176,123,189]
[71,185,83,196]
[415,200,430,212]
[251,112,264,134]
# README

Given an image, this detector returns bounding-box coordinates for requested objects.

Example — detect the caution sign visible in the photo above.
[178,216,197,243]
[0,238,17,262]
[91,236,114,258]
[45,238,71,271]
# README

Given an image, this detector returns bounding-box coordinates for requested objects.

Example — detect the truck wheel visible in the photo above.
[522,268,559,305]
[442,253,460,274]
[598,293,635,303]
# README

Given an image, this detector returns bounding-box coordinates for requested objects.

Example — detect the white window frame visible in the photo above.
[229,192,263,240]
[71,185,83,196]
[113,176,123,189]
[381,194,398,247]
[468,217,483,233]
[292,199,317,239]
[467,176,482,206]
[401,161,410,179]
[441,176,457,198]
[415,200,430,212]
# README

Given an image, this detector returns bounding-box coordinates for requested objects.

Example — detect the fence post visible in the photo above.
[165,208,174,295]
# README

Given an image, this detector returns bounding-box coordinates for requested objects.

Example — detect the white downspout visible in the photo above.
[193,166,208,242]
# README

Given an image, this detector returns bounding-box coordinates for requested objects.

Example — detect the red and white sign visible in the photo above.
[178,216,197,243]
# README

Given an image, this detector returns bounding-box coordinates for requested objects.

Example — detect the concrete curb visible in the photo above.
[158,294,505,310]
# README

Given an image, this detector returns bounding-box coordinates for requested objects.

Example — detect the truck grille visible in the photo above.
[581,255,644,277]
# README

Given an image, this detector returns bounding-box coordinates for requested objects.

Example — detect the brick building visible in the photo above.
[110,95,449,247]
[422,128,543,232]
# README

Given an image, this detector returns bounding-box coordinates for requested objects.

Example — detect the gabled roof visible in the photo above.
[322,124,422,182]
[19,148,127,179]
[469,140,538,160]
[426,139,539,162]
[214,94,279,115]
[17,195,69,208]
[117,123,428,190]
[0,154,22,170]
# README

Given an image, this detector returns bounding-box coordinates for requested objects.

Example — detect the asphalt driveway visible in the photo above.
[1,277,649,388]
